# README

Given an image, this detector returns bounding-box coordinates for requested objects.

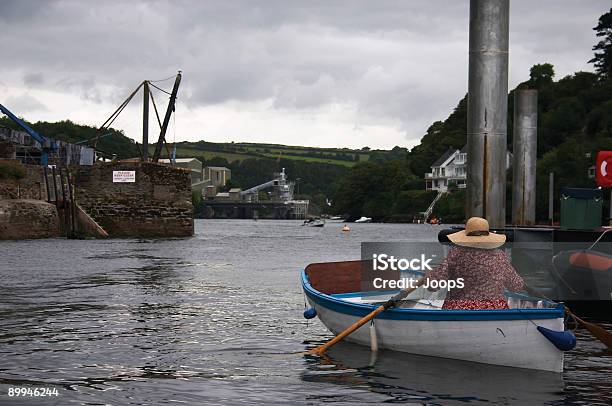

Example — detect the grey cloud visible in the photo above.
[0,0,610,145]
[52,76,104,104]
[0,0,56,22]
[23,73,44,87]
[5,93,48,112]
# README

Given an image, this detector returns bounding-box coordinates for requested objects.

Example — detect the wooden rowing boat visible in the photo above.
[302,260,570,372]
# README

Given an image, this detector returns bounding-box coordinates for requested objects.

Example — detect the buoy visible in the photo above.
[369,320,378,352]
[303,307,317,319]
[537,326,577,351]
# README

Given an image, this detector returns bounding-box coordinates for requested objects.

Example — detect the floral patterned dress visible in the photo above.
[425,246,525,310]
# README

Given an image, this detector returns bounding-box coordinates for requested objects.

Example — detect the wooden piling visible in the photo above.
[58,167,69,236]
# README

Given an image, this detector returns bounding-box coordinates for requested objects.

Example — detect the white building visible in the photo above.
[425,146,467,192]
[425,146,511,192]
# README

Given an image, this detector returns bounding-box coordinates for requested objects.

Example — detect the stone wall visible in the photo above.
[0,199,60,240]
[74,162,193,237]
[0,163,45,200]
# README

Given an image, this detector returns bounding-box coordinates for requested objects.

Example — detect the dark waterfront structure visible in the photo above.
[201,200,307,219]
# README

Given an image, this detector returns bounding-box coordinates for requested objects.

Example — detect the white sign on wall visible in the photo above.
[113,171,136,183]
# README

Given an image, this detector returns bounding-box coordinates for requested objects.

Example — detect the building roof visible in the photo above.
[229,188,242,193]
[432,148,458,167]
[460,145,468,153]
[206,166,230,171]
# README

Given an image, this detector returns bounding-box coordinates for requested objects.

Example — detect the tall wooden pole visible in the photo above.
[142,81,149,161]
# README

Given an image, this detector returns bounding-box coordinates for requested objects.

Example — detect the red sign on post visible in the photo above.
[596,151,612,188]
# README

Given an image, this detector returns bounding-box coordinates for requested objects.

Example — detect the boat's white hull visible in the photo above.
[355,218,372,223]
[310,300,564,372]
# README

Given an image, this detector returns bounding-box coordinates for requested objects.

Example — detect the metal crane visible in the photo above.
[0,103,56,165]
[97,71,182,162]
[151,71,181,162]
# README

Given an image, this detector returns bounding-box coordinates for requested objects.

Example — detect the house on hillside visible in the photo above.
[425,146,467,192]
[425,146,511,192]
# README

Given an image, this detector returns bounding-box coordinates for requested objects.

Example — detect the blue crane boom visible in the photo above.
[0,102,55,165]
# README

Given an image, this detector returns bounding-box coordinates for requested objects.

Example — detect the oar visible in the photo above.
[565,307,612,349]
[306,277,425,356]
[525,286,612,350]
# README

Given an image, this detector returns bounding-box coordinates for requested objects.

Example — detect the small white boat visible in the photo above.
[354,216,372,223]
[302,260,571,372]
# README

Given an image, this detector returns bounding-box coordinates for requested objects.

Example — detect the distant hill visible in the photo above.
[151,141,387,168]
[0,114,392,168]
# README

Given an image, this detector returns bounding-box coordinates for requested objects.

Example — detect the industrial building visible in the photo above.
[200,168,309,219]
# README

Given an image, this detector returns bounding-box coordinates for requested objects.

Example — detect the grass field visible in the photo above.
[149,141,377,167]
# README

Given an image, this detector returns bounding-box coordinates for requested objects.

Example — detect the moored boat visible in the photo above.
[355,216,372,223]
[303,218,325,227]
[302,260,571,372]
[550,248,612,317]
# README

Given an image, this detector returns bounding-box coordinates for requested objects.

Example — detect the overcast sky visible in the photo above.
[0,1,609,149]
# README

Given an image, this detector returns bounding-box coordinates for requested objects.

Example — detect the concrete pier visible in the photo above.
[512,89,538,225]
[466,0,509,228]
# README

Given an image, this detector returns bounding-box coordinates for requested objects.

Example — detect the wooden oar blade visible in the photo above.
[567,308,612,350]
[305,305,386,355]
[580,319,612,349]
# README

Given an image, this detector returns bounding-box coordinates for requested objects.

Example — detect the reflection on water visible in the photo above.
[304,342,565,405]
[0,220,610,404]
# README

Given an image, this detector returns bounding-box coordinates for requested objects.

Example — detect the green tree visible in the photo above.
[408,95,467,177]
[589,8,612,80]
[528,63,555,88]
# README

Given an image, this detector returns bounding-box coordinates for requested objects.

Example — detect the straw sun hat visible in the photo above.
[447,217,506,249]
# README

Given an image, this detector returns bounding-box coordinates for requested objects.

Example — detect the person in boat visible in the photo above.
[424,217,525,310]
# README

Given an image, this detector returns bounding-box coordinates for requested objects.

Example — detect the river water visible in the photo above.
[0,220,610,405]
